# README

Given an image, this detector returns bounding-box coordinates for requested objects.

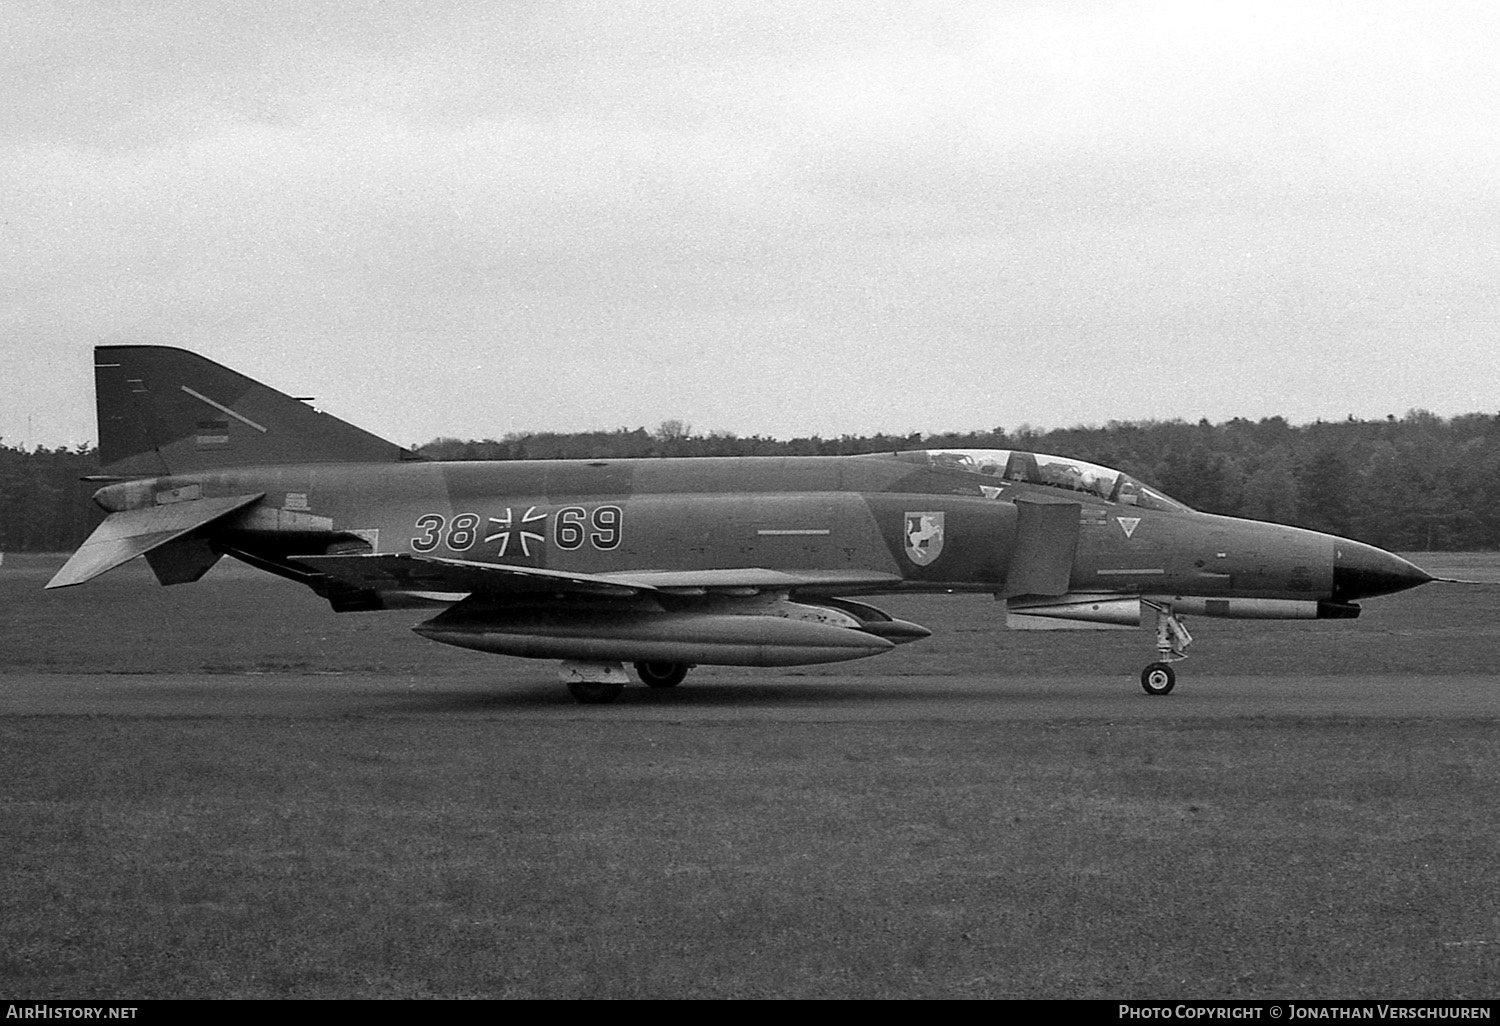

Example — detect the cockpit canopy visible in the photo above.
[895,449,1191,512]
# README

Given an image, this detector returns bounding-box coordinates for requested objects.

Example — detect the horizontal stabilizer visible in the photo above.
[46,494,264,589]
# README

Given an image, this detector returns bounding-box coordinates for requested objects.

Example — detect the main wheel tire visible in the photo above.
[567,681,625,704]
[1140,662,1176,696]
[634,661,690,688]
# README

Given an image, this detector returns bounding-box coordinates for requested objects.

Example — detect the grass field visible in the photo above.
[3,552,1499,998]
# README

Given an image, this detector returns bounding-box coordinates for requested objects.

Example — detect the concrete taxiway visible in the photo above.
[3,670,1496,720]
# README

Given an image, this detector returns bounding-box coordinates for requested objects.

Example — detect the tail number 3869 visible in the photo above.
[410,505,622,553]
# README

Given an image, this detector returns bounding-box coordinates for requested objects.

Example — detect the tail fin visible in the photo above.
[94,345,418,476]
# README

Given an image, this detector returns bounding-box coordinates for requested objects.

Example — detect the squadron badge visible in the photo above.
[904,511,945,565]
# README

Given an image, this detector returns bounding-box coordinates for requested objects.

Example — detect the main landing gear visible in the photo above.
[559,660,629,704]
[558,660,695,703]
[1139,602,1192,696]
[634,661,692,688]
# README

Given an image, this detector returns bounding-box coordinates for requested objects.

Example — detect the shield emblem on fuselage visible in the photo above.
[904,511,945,566]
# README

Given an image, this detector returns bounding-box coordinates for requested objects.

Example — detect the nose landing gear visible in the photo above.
[1140,602,1192,695]
[1140,662,1176,696]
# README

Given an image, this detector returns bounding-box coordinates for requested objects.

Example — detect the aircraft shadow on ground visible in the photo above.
[382,675,996,714]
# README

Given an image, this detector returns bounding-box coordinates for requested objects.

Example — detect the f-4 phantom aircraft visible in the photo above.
[49,346,1436,702]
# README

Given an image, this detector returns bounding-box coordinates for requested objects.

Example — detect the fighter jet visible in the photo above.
[48,346,1436,702]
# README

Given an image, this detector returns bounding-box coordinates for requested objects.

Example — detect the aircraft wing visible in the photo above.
[294,553,901,599]
[598,567,903,594]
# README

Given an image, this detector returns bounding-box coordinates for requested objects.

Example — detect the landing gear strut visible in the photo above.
[1140,602,1192,696]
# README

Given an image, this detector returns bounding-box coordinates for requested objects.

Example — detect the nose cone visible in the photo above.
[1331,541,1434,602]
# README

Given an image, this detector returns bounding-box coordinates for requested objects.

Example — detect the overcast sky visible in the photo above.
[5,0,1498,450]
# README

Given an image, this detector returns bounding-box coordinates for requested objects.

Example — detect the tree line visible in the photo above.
[6,409,1499,553]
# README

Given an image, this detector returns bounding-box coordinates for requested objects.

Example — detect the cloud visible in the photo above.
[4,1,1498,447]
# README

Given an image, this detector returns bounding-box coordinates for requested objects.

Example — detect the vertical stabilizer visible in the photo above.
[94,346,416,476]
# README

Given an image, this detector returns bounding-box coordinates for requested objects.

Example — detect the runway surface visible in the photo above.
[4,669,1497,720]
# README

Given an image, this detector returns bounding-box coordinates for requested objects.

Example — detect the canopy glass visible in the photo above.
[897,449,1191,512]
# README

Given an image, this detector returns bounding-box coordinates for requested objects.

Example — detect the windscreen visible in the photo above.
[902,449,1191,512]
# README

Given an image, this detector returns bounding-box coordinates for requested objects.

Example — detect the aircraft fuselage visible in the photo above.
[90,452,1421,614]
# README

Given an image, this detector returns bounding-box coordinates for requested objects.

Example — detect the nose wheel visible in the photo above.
[1141,662,1176,695]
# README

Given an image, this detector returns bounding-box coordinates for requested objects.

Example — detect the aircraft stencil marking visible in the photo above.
[447,513,480,550]
[588,505,622,550]
[555,506,624,550]
[555,507,587,550]
[484,507,547,558]
[412,513,444,552]
[904,511,945,565]
[1117,517,1141,538]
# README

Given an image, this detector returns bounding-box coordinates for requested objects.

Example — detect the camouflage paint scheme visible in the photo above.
[49,346,1434,701]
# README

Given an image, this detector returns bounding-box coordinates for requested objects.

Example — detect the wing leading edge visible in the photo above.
[294,552,903,599]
